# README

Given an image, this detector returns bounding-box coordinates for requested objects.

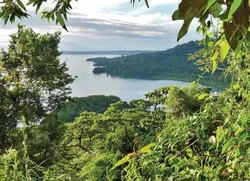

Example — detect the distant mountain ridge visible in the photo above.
[86,41,229,88]
[62,50,155,56]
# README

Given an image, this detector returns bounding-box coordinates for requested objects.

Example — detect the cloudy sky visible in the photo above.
[0,0,201,51]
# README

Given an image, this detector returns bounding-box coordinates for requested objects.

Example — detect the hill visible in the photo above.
[87,41,229,88]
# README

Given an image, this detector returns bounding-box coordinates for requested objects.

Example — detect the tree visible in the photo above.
[0,0,74,30]
[56,95,122,122]
[0,24,74,149]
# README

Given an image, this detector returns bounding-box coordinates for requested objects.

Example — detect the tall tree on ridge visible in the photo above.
[0,24,74,149]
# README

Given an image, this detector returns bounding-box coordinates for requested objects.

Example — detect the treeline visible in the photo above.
[3,81,250,180]
[88,41,229,88]
[57,95,125,122]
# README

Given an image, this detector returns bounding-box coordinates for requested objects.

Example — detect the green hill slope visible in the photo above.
[87,41,229,88]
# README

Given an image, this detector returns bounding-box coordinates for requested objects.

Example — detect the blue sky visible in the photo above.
[0,0,201,51]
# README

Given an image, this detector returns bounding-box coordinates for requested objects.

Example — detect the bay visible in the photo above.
[61,54,191,101]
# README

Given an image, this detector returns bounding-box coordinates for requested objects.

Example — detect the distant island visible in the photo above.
[86,41,230,89]
[62,50,155,56]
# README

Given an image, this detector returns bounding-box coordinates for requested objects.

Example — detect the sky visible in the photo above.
[0,0,201,51]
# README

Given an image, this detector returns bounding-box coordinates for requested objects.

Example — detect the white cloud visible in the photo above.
[0,0,199,51]
[70,0,127,14]
[0,28,17,48]
[150,0,180,6]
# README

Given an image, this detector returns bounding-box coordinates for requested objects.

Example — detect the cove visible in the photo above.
[61,54,191,101]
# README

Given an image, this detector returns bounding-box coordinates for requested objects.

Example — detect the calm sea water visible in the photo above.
[61,54,191,101]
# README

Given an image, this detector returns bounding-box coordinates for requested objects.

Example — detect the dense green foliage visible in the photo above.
[1,27,250,180]
[0,25,74,151]
[2,0,250,180]
[88,41,229,88]
[56,95,124,122]
[0,0,74,30]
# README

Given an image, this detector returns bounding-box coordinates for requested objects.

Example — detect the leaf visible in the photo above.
[198,93,209,100]
[173,0,207,41]
[219,11,229,20]
[221,137,234,154]
[16,0,26,11]
[227,0,243,20]
[186,147,193,157]
[144,0,149,8]
[35,2,43,14]
[177,18,193,41]
[111,153,135,170]
[192,0,207,17]
[203,0,217,14]
[210,2,222,18]
[204,35,210,48]
[130,0,149,7]
[130,0,135,6]
[10,13,15,23]
[56,12,64,26]
[233,84,240,90]
[56,12,68,31]
[239,143,250,156]
[172,0,191,20]
[216,126,224,144]
[211,51,219,73]
[220,36,230,61]
[26,0,34,6]
[224,21,241,50]
[234,127,245,136]
[139,143,156,153]
[234,38,244,58]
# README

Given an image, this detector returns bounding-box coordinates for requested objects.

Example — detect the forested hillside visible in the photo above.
[88,41,229,88]
[56,95,125,122]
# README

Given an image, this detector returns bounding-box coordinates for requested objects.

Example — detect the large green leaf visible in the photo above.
[203,0,217,14]
[177,18,193,41]
[220,36,230,61]
[198,93,209,100]
[173,0,208,41]
[139,143,156,153]
[227,0,243,20]
[56,12,68,31]
[186,147,193,158]
[211,51,219,73]
[210,3,222,18]
[216,126,224,145]
[111,153,135,170]
[221,137,234,154]
[172,0,192,20]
